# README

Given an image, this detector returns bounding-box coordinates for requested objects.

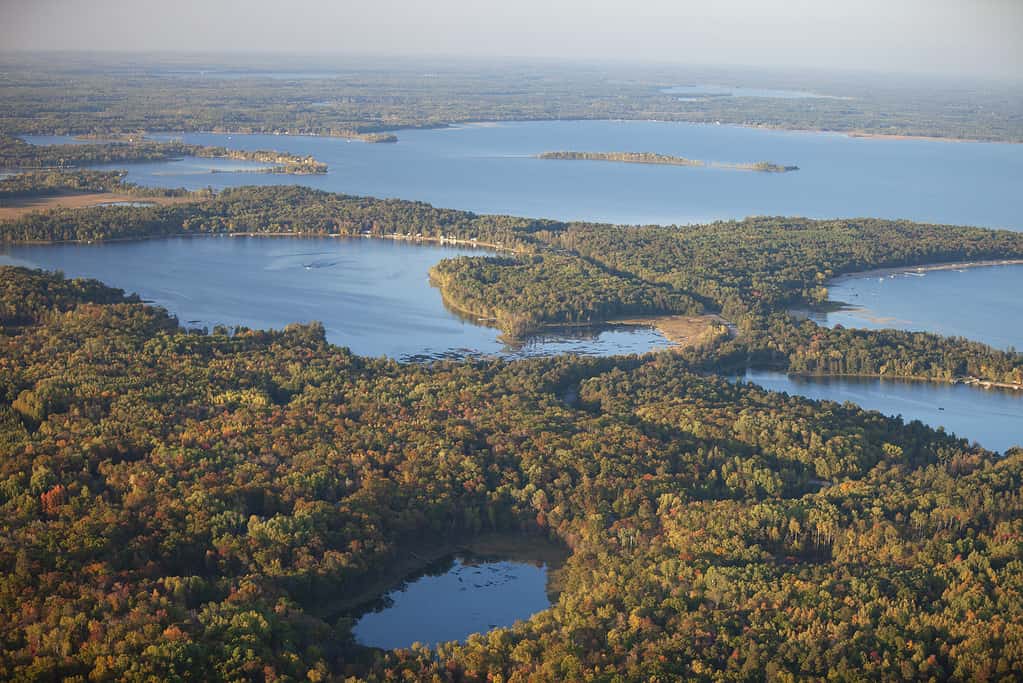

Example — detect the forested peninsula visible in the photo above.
[538,151,799,173]
[0,135,328,174]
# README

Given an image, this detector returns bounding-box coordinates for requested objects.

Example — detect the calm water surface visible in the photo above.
[25,120,1023,228]
[739,370,1023,453]
[800,264,1023,350]
[0,237,669,360]
[353,553,555,650]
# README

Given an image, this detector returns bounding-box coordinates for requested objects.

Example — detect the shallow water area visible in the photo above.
[351,548,560,650]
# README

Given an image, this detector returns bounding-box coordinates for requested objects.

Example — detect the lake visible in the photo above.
[738,370,1023,453]
[24,119,1023,229]
[798,263,1023,350]
[0,237,670,360]
[352,551,557,650]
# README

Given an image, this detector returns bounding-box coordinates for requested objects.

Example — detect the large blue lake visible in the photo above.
[26,119,1023,229]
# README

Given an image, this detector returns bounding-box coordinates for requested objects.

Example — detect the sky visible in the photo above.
[2,0,1021,80]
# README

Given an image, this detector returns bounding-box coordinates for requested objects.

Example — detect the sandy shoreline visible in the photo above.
[832,259,1023,283]
[612,313,736,348]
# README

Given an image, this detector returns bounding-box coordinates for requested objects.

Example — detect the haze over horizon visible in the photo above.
[2,0,1022,82]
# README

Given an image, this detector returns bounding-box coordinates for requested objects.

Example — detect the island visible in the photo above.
[537,150,799,172]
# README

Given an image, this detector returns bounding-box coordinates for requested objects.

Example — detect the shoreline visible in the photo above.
[311,532,568,620]
[780,371,1023,393]
[832,258,1023,284]
[738,367,1023,394]
[21,117,1022,150]
[0,229,519,253]
[454,117,1021,145]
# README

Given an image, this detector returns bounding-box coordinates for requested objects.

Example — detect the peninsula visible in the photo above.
[0,135,328,174]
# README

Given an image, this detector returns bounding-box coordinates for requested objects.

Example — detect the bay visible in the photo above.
[24,119,1023,229]
[0,236,670,360]
[739,370,1023,453]
[798,264,1023,350]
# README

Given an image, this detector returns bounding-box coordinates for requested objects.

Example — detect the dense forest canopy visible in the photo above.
[1,266,1021,681]
[0,169,127,199]
[429,255,702,337]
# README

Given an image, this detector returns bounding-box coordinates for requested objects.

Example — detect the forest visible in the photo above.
[1,266,1022,681]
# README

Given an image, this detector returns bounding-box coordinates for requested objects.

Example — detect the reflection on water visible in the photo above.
[0,236,670,360]
[351,536,567,650]
[353,553,554,650]
[738,370,1023,453]
[803,264,1023,350]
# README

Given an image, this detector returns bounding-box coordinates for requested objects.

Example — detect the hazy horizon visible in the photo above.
[2,0,1021,81]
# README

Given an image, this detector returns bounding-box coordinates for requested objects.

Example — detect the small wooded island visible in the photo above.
[538,150,799,172]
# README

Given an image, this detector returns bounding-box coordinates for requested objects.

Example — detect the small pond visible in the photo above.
[351,536,567,650]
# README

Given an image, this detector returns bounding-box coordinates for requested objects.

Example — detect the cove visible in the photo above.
[738,370,1023,454]
[796,263,1023,351]
[24,119,1023,229]
[350,536,567,650]
[0,236,670,360]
